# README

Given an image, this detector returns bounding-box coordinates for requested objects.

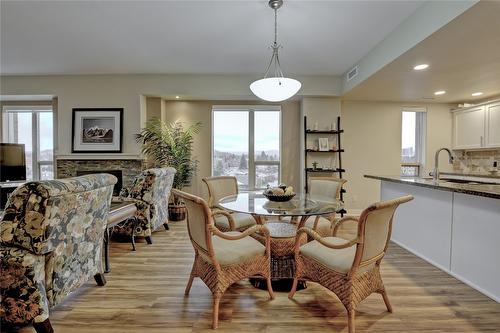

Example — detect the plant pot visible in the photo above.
[169,203,186,221]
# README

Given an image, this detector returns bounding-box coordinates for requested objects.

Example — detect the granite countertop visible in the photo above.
[433,171,500,179]
[365,175,500,200]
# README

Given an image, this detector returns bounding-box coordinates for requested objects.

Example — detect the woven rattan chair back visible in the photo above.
[351,195,414,276]
[172,189,215,261]
[202,176,238,209]
[308,177,346,201]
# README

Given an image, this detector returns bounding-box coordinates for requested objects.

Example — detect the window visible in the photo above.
[401,109,426,177]
[212,106,281,190]
[2,106,54,180]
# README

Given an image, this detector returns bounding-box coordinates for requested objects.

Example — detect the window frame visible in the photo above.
[401,107,427,177]
[2,105,54,181]
[211,105,282,190]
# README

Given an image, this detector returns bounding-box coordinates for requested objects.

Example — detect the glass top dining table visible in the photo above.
[218,191,344,219]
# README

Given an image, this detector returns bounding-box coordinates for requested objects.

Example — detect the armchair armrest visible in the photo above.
[211,209,236,230]
[294,226,361,254]
[332,216,359,236]
[209,224,271,256]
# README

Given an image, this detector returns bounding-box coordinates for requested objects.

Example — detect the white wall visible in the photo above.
[341,101,453,210]
[0,74,340,157]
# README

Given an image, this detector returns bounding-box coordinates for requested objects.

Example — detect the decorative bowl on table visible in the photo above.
[263,184,296,202]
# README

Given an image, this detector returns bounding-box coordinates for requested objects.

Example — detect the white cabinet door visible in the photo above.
[451,193,500,302]
[453,106,485,149]
[381,181,453,271]
[485,102,500,148]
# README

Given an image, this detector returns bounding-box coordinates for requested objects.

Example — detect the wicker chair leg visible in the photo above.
[380,289,393,313]
[33,319,54,333]
[266,275,275,300]
[185,274,195,295]
[288,277,299,299]
[347,309,356,333]
[212,293,222,329]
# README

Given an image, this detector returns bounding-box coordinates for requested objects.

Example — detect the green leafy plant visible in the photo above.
[135,119,202,204]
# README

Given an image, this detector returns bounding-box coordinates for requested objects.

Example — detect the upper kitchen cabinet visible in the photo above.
[452,101,500,150]
[452,105,485,149]
[485,101,500,148]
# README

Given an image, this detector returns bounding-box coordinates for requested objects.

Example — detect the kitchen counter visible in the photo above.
[367,175,500,303]
[365,175,500,199]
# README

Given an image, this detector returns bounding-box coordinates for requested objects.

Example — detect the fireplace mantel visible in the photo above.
[56,154,142,160]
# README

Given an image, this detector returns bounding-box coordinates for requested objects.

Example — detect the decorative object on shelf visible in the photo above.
[249,0,301,102]
[263,184,296,202]
[135,119,202,221]
[330,122,336,131]
[313,122,319,131]
[318,138,329,151]
[72,108,123,153]
[312,161,318,170]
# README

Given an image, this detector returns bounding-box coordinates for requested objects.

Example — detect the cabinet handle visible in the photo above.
[480,136,483,146]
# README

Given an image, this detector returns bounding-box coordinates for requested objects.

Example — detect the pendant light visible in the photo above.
[250,0,301,102]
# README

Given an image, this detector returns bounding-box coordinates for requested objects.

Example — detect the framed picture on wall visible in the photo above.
[318,138,329,151]
[72,108,123,153]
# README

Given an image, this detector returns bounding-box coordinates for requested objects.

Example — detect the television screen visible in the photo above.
[0,143,27,182]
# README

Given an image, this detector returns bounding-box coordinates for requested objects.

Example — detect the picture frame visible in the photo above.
[72,108,123,153]
[318,137,329,151]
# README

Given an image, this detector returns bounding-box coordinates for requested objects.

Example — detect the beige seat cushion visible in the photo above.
[214,212,256,230]
[304,216,333,237]
[202,231,266,266]
[300,236,370,274]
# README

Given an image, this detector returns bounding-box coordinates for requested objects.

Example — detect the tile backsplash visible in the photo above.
[452,149,500,175]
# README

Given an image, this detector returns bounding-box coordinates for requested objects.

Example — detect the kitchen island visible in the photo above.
[366,175,500,302]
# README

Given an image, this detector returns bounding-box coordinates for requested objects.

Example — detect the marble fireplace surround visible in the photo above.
[56,156,144,194]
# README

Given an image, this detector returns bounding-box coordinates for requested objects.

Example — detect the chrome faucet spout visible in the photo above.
[433,148,454,182]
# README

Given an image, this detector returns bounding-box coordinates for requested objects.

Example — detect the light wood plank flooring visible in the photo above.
[9,221,500,332]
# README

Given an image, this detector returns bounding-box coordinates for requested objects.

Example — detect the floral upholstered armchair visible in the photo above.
[0,174,116,333]
[115,167,176,244]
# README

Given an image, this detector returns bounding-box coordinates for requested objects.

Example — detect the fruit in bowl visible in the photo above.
[263,184,296,202]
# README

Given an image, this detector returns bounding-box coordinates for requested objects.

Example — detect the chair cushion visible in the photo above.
[304,216,332,237]
[300,236,367,274]
[207,231,266,266]
[214,212,256,230]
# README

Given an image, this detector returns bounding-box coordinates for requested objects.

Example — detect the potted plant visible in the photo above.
[136,119,202,221]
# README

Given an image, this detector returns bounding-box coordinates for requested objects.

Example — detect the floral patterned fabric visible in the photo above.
[0,174,116,325]
[115,168,176,237]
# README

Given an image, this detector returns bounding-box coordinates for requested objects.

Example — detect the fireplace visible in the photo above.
[77,170,123,196]
[56,158,143,196]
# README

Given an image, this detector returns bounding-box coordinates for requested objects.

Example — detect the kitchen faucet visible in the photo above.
[432,148,454,182]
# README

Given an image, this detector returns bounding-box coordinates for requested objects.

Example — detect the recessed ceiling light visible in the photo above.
[413,64,429,71]
[471,92,483,96]
[175,95,180,99]
[434,90,446,95]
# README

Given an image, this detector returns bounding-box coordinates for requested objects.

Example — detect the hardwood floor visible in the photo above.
[9,221,500,333]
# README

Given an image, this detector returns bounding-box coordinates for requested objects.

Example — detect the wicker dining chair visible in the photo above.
[289,195,414,333]
[202,176,257,231]
[173,189,274,329]
[304,177,347,236]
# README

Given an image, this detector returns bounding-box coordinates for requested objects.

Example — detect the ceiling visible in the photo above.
[343,1,500,103]
[0,0,425,76]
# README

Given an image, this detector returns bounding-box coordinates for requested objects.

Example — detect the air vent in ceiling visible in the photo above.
[346,66,358,81]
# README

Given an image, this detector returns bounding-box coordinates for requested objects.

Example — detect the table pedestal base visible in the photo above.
[249,277,307,292]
